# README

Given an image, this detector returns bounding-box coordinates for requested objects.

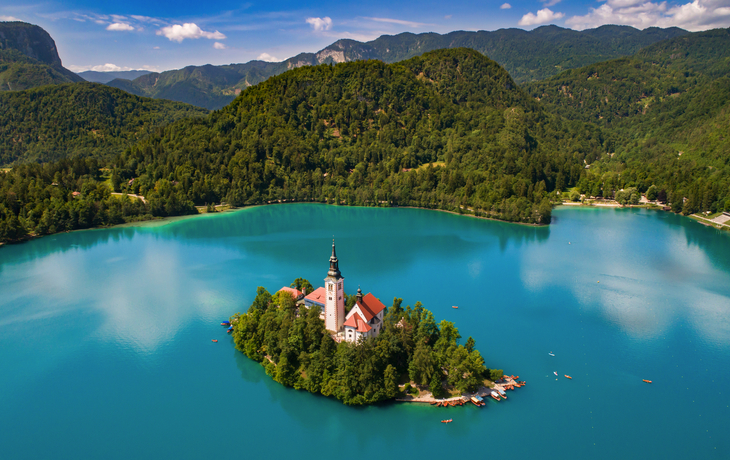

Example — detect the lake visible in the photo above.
[1,204,729,459]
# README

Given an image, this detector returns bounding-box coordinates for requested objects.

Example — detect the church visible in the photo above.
[304,240,387,343]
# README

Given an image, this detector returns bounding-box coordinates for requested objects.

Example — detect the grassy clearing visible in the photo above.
[1,168,11,172]
[414,161,446,171]
[195,204,233,213]
[111,193,143,202]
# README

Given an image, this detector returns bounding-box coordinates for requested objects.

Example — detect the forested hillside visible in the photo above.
[113,49,604,223]
[108,25,686,110]
[0,49,608,242]
[0,83,209,165]
[526,28,730,214]
[0,21,82,91]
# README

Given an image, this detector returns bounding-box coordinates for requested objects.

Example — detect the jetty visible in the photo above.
[395,375,525,405]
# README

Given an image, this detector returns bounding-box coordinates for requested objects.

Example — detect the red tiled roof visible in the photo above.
[304,287,326,304]
[357,319,371,333]
[278,286,302,299]
[360,293,386,318]
[344,312,371,333]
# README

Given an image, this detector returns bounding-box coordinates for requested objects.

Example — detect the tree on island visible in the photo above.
[250,287,272,311]
[231,280,494,405]
[290,278,314,293]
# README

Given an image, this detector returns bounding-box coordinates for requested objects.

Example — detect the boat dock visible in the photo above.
[395,375,525,405]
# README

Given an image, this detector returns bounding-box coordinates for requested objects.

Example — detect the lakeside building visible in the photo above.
[279,241,386,343]
[324,240,386,343]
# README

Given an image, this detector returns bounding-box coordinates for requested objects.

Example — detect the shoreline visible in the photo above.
[3,199,713,248]
[395,376,523,404]
[396,205,548,227]
[0,201,548,248]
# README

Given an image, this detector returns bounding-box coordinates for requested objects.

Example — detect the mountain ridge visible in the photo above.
[78,70,153,84]
[107,24,688,110]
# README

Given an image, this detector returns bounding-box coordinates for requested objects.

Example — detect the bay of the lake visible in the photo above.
[1,204,729,459]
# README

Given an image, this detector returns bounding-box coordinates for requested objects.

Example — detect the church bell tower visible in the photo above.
[324,239,345,333]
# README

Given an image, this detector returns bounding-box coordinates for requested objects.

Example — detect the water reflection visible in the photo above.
[520,207,730,343]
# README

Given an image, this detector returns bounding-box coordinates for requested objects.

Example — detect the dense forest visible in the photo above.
[232,282,495,405]
[0,157,197,242]
[0,83,208,165]
[527,28,730,214]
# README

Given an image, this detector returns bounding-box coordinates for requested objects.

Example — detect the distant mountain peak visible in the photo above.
[0,21,63,67]
[107,24,688,111]
[0,21,83,91]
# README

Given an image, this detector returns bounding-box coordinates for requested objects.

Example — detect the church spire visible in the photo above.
[328,238,342,279]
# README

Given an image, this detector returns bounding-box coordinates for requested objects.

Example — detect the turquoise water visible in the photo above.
[1,204,729,459]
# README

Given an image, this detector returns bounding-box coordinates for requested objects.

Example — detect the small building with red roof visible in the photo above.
[304,287,326,310]
[343,288,386,343]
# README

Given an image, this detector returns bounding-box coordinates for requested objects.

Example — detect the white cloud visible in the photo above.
[362,17,432,27]
[131,15,161,24]
[566,0,730,31]
[257,52,280,62]
[156,23,226,42]
[444,14,453,19]
[0,15,21,21]
[153,46,161,50]
[306,16,333,31]
[542,0,562,7]
[518,8,566,26]
[91,63,126,72]
[107,22,134,31]
[68,63,142,72]
[213,42,227,50]
[500,3,512,9]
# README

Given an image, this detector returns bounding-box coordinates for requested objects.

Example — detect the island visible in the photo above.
[229,240,520,406]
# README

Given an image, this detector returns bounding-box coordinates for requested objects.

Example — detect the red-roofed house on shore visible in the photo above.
[311,240,387,344]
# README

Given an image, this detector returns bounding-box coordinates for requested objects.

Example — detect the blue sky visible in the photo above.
[2,0,729,73]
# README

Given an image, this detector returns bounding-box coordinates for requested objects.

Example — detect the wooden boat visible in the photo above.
[643,379,652,384]
[490,391,500,401]
[211,339,218,342]
[430,401,437,405]
[440,419,453,423]
[452,306,458,309]
[565,375,572,379]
